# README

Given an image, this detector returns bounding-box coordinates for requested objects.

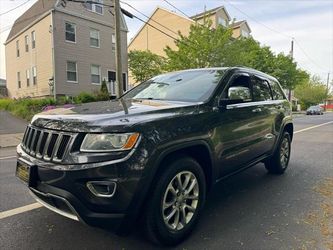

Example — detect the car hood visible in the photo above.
[31,99,202,132]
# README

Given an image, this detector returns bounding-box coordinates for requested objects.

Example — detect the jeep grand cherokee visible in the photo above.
[16,67,293,245]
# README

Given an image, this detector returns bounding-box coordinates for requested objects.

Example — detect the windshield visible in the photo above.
[123,69,226,102]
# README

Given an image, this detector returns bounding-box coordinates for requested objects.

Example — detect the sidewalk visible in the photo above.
[0,111,27,148]
[0,133,24,148]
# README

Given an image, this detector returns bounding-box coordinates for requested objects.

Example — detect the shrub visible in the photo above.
[75,92,96,104]
[101,79,109,94]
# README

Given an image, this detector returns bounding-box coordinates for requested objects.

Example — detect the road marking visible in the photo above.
[0,155,16,160]
[0,202,42,220]
[294,121,333,134]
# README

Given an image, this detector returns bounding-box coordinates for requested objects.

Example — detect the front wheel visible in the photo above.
[143,156,206,246]
[265,132,291,174]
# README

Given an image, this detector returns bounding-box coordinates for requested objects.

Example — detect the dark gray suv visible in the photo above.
[16,67,293,245]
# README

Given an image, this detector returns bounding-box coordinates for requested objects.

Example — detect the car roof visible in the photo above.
[171,67,279,82]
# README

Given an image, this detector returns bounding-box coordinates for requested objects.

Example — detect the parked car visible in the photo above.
[306,106,323,115]
[16,67,293,246]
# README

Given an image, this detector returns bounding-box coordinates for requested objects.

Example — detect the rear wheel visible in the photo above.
[144,156,206,246]
[265,132,291,174]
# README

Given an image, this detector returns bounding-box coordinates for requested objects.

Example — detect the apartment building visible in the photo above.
[128,6,251,85]
[5,0,128,99]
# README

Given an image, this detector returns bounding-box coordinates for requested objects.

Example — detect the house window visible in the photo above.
[91,64,101,84]
[65,22,76,42]
[218,17,226,27]
[31,31,36,48]
[111,33,115,51]
[86,0,103,14]
[26,69,30,87]
[32,66,37,85]
[66,61,77,82]
[17,72,21,88]
[25,35,29,52]
[90,29,100,47]
[241,30,249,38]
[16,40,20,57]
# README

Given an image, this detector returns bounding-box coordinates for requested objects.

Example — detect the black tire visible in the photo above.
[143,156,206,246]
[265,132,291,175]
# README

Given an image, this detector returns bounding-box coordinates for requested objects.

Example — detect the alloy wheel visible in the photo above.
[280,136,290,169]
[162,171,199,231]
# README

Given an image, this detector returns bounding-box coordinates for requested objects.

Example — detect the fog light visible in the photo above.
[87,181,117,197]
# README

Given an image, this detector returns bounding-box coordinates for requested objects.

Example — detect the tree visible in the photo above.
[128,50,166,83]
[164,21,309,90]
[294,75,328,109]
[164,20,233,70]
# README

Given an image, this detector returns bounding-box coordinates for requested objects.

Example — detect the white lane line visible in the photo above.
[294,121,333,134]
[0,155,16,160]
[0,202,42,220]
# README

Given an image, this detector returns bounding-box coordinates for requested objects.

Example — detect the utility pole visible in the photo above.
[288,38,294,102]
[325,72,330,111]
[114,0,123,98]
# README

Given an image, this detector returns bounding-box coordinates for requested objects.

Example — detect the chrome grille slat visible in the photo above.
[27,129,36,152]
[22,127,29,147]
[21,126,74,162]
[24,127,32,148]
[35,131,44,157]
[50,134,63,160]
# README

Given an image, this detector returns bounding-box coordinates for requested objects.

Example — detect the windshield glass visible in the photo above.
[123,69,226,102]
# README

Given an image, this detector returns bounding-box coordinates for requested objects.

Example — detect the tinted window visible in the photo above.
[123,70,226,102]
[224,74,252,101]
[252,77,272,101]
[269,80,285,100]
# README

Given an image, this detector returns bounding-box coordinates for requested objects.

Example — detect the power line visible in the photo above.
[294,39,331,73]
[223,0,330,73]
[162,0,191,19]
[121,1,179,37]
[132,13,181,43]
[0,0,32,16]
[224,0,291,39]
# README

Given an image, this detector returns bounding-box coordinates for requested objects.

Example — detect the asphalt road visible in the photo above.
[0,111,27,135]
[0,113,332,250]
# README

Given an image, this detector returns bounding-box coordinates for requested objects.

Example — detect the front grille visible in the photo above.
[22,126,75,162]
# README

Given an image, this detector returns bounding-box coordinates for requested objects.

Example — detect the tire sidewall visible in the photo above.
[149,157,206,245]
[278,132,291,171]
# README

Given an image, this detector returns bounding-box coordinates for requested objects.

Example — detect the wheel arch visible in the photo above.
[153,141,216,193]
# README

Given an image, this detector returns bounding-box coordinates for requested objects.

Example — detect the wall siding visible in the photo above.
[5,14,53,98]
[53,10,127,96]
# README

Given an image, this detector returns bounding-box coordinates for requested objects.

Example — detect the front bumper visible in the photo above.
[16,143,149,234]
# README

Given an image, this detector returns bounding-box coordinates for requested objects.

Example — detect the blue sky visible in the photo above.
[1,0,332,82]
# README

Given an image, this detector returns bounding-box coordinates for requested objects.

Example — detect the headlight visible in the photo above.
[80,133,140,152]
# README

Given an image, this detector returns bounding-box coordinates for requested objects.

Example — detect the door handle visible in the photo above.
[252,108,262,113]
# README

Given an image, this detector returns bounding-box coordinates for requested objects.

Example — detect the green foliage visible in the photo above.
[0,98,55,120]
[128,50,166,83]
[74,92,96,104]
[164,20,233,70]
[96,79,110,101]
[163,21,309,89]
[100,79,108,94]
[56,95,71,105]
[294,76,328,109]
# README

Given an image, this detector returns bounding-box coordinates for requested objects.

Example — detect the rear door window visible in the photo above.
[252,77,272,101]
[269,80,286,100]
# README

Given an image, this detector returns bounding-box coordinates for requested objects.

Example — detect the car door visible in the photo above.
[251,75,276,156]
[215,72,267,177]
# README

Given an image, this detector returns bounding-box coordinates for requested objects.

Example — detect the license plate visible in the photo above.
[16,161,36,186]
